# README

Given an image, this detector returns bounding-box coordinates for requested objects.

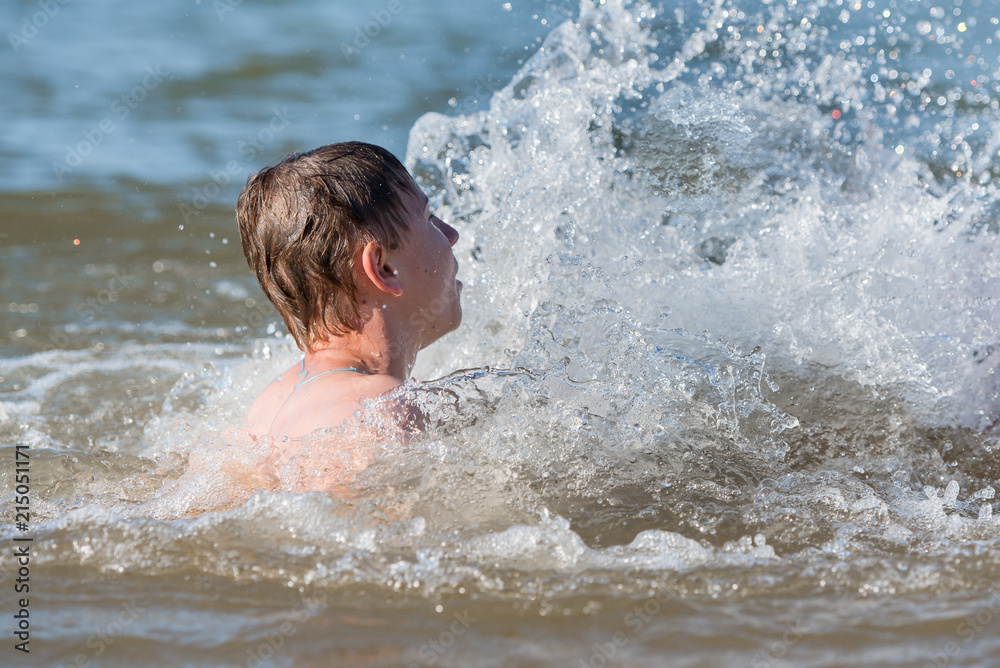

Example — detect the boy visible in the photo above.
[235,141,462,440]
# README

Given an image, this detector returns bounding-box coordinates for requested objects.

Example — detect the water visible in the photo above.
[2,0,1000,666]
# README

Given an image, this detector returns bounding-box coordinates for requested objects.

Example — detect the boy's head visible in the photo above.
[236,142,419,351]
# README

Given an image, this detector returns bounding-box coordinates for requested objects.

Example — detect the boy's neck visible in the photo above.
[307,313,417,381]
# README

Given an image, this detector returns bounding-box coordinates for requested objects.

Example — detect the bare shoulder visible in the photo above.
[243,365,412,438]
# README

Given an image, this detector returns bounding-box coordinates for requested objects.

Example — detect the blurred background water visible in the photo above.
[2,0,1000,666]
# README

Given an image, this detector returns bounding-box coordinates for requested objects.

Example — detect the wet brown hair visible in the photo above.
[236,141,417,351]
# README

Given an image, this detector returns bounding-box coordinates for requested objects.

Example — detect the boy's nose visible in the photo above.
[435,217,459,246]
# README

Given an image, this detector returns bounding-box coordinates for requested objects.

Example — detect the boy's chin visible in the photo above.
[423,313,462,348]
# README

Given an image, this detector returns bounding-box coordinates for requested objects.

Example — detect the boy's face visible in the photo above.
[393,180,462,348]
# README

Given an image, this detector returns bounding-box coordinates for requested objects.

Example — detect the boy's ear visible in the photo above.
[360,240,403,297]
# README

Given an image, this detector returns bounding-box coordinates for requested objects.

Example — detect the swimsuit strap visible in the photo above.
[293,362,362,389]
